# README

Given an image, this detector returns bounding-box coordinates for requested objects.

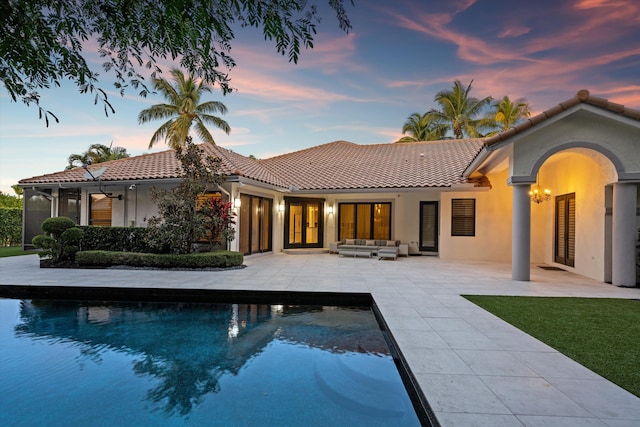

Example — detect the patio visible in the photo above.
[1,253,639,426]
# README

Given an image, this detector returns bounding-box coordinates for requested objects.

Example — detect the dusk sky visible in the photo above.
[1,0,639,195]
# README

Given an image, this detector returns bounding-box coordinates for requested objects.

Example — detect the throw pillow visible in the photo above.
[365,240,376,246]
[386,240,397,247]
[345,239,355,245]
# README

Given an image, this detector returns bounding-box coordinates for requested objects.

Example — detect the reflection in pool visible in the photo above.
[0,299,421,426]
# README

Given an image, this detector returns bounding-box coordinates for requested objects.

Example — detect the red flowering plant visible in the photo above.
[199,196,236,248]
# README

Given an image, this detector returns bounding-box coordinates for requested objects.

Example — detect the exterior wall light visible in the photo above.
[234,198,241,208]
[327,205,334,215]
[278,202,285,213]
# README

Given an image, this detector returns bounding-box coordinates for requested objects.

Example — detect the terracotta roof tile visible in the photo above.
[20,144,287,188]
[484,89,640,147]
[259,139,485,190]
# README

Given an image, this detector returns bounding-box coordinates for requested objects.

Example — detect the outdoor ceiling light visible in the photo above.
[529,171,551,204]
[530,185,551,204]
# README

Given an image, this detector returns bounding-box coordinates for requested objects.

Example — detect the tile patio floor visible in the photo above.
[1,253,639,427]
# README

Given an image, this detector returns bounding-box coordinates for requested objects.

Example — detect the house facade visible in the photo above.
[19,90,640,286]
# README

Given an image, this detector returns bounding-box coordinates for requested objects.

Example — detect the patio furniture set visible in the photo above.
[329,239,408,260]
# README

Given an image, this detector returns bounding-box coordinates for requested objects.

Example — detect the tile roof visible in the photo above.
[19,144,287,188]
[484,89,640,147]
[20,139,485,190]
[258,139,485,190]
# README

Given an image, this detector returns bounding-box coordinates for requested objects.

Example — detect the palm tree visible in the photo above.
[66,143,130,169]
[488,96,531,133]
[430,80,492,139]
[138,68,231,149]
[395,112,447,142]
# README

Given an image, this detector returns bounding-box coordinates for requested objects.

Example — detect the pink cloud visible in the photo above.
[498,25,531,38]
[229,67,365,105]
[390,11,535,65]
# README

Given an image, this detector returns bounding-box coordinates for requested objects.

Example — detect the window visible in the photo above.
[59,188,81,224]
[451,199,475,236]
[197,192,221,209]
[338,202,391,240]
[90,194,112,226]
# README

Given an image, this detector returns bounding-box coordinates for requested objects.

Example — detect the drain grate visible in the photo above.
[538,265,565,271]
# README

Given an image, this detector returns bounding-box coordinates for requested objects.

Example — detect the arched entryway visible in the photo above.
[505,103,639,286]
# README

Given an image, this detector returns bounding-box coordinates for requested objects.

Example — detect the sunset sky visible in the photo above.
[1,0,639,194]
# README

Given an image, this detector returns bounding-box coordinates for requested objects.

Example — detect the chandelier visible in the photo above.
[529,183,551,204]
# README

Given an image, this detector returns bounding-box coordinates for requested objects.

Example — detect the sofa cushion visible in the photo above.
[365,239,376,246]
[345,239,355,245]
[355,239,366,245]
[386,240,397,247]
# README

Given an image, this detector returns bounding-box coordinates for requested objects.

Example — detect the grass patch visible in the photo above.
[0,246,37,258]
[463,295,640,397]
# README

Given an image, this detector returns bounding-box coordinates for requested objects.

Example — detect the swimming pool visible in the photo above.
[0,297,423,426]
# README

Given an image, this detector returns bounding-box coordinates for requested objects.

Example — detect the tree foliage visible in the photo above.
[398,81,532,140]
[146,138,235,254]
[0,191,22,208]
[66,142,130,169]
[484,96,531,135]
[430,80,493,139]
[138,68,231,149]
[396,112,447,142]
[1,0,352,124]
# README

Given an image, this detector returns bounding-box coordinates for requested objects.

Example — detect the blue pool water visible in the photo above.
[0,298,421,426]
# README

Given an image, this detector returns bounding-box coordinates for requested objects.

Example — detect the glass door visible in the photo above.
[285,199,324,248]
[419,201,438,252]
[288,203,303,245]
[239,194,273,255]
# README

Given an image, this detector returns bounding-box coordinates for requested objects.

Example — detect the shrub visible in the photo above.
[79,226,155,253]
[0,208,22,246]
[75,250,243,269]
[41,216,75,237]
[32,217,84,262]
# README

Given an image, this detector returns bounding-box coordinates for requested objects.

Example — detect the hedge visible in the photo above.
[75,250,243,269]
[79,226,156,253]
[0,208,22,246]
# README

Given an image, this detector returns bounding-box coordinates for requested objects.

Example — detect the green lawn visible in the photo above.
[0,246,37,258]
[463,295,640,398]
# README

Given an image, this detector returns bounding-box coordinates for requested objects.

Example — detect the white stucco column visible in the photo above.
[612,182,637,287]
[512,184,531,281]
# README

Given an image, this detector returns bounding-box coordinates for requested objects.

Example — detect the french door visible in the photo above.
[555,193,575,267]
[285,198,323,248]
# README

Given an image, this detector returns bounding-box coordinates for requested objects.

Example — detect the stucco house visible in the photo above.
[19,90,640,286]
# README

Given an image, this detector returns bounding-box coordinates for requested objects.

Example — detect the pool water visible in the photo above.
[0,298,421,426]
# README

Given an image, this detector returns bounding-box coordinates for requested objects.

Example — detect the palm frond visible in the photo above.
[200,114,231,135]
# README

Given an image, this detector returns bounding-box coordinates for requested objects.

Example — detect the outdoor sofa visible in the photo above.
[333,239,401,260]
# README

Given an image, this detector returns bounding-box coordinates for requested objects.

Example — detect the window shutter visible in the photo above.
[451,199,475,236]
